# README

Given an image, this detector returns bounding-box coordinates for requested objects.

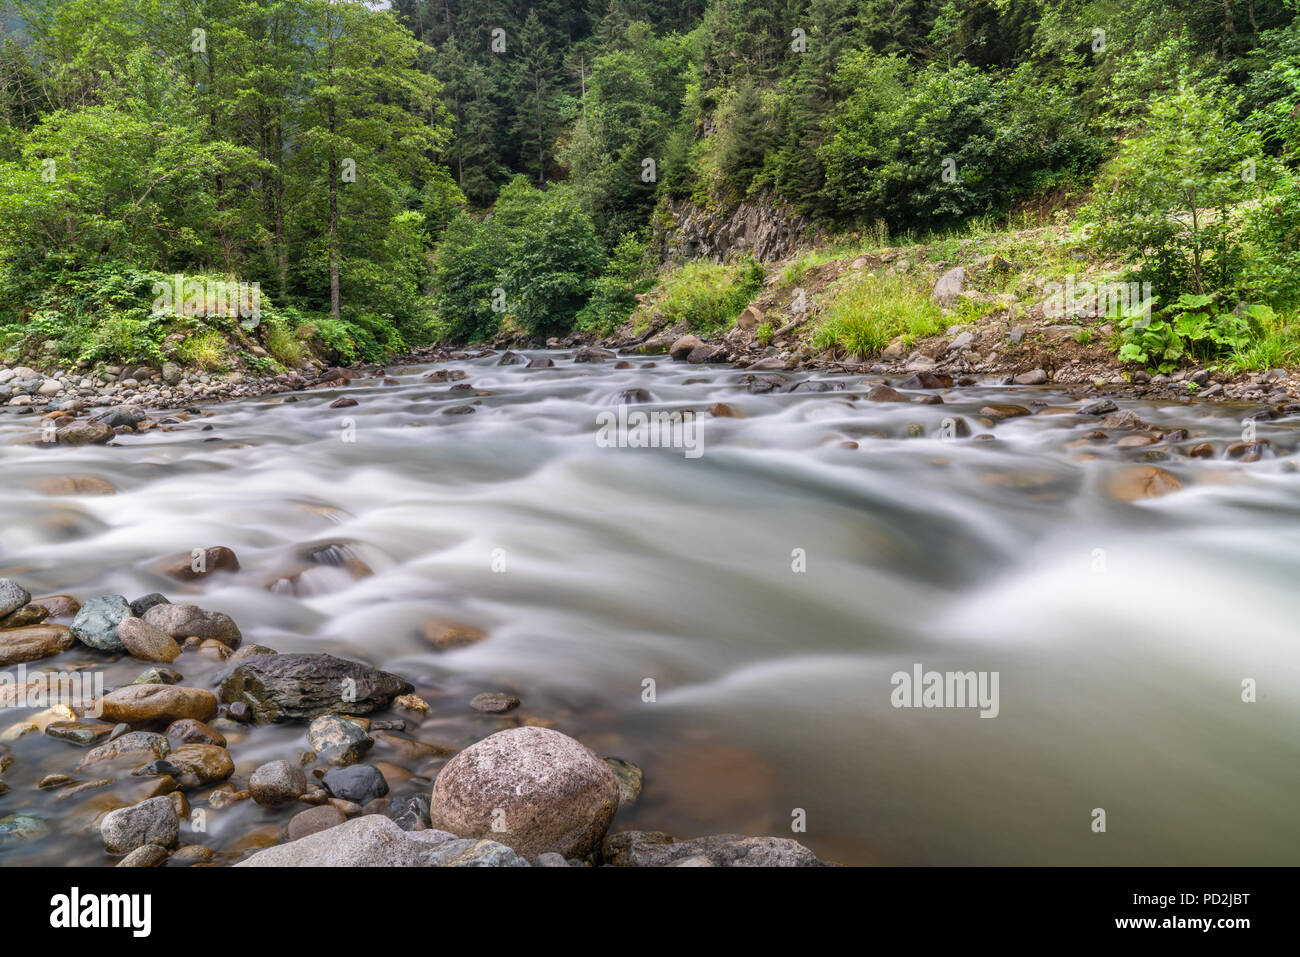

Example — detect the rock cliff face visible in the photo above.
[657,194,820,263]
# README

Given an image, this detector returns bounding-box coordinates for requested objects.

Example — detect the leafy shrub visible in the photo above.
[575,232,654,335]
[818,56,1103,231]
[1080,81,1264,300]
[1116,294,1261,373]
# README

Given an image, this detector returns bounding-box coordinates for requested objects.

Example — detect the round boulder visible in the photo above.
[249,760,308,807]
[101,797,179,854]
[70,595,133,651]
[428,727,619,861]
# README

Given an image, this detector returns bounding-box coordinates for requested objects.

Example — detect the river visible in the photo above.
[2,350,1298,865]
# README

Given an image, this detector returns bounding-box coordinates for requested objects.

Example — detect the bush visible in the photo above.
[265,317,308,367]
[575,232,653,335]
[818,56,1103,231]
[501,188,606,336]
[432,181,606,342]
[1080,81,1265,300]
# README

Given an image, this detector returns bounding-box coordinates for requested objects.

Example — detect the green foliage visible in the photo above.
[501,188,606,336]
[817,55,1103,230]
[653,256,764,334]
[4,0,1300,359]
[433,182,606,341]
[0,0,450,355]
[175,330,229,372]
[1081,81,1264,299]
[576,232,654,335]
[1116,294,1261,373]
[812,271,946,358]
[301,314,402,365]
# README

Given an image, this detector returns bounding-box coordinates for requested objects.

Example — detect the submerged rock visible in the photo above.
[1105,465,1183,501]
[70,595,132,651]
[218,653,414,723]
[236,814,527,867]
[605,757,644,807]
[602,830,829,867]
[101,797,179,854]
[0,624,74,666]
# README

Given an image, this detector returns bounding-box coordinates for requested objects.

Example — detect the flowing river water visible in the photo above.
[2,350,1300,866]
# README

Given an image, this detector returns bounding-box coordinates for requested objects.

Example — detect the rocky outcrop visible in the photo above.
[656,195,820,263]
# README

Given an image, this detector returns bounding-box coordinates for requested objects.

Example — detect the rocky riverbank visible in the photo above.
[0,573,830,867]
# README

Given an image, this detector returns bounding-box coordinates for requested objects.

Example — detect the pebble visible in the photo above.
[143,603,242,648]
[44,721,117,747]
[287,804,347,841]
[388,793,432,832]
[133,667,184,685]
[165,719,227,748]
[116,843,169,867]
[31,594,81,618]
[0,624,75,665]
[155,546,240,582]
[129,593,171,617]
[97,684,219,724]
[865,384,909,403]
[0,603,48,628]
[171,845,214,863]
[166,744,235,785]
[421,620,487,651]
[80,732,171,768]
[605,757,644,807]
[1105,465,1184,501]
[979,403,1031,420]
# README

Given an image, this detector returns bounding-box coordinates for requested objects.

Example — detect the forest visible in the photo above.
[0,0,1298,371]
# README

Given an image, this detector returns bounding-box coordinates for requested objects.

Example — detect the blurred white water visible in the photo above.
[2,351,1299,864]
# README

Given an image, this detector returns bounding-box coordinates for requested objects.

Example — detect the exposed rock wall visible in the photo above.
[656,194,821,264]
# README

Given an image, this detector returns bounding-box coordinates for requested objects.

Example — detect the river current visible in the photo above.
[2,350,1298,865]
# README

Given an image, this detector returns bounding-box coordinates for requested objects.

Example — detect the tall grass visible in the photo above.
[654,257,765,333]
[811,271,946,357]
